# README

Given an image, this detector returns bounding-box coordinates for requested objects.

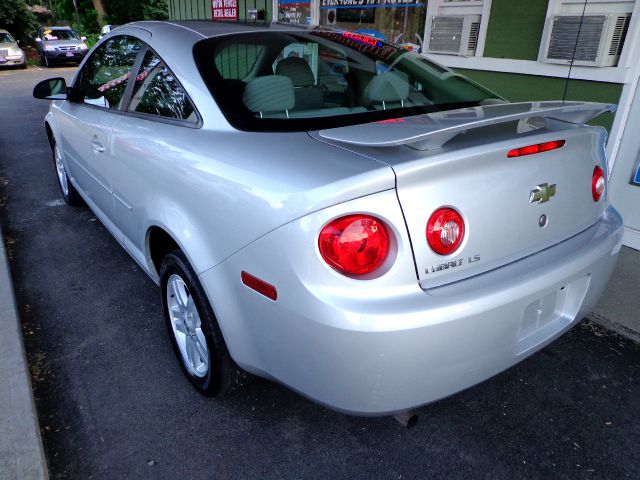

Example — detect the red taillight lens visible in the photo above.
[592,166,605,202]
[318,214,390,275]
[427,208,465,256]
[507,140,566,158]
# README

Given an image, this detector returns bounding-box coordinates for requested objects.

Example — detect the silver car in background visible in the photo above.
[0,29,26,68]
[33,21,623,416]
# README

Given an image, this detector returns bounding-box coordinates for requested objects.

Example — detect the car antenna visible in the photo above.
[562,0,589,103]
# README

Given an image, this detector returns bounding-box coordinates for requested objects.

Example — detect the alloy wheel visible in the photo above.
[54,143,69,196]
[166,274,209,378]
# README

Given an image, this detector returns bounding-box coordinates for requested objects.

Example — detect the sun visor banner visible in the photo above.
[320,0,424,7]
[212,0,238,20]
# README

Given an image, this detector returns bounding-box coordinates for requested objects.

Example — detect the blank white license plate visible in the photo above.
[65,52,74,57]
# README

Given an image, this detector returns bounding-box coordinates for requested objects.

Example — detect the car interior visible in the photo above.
[208,32,499,121]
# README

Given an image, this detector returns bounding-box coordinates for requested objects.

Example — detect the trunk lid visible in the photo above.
[312,101,614,288]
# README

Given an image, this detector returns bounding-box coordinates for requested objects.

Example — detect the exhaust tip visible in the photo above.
[392,410,419,429]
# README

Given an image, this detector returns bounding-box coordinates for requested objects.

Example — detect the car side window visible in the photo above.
[77,36,142,109]
[128,50,196,122]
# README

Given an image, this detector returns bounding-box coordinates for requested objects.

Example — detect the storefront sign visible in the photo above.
[320,0,424,7]
[278,0,311,24]
[212,0,238,20]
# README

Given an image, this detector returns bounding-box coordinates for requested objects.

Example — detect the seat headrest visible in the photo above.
[242,75,295,114]
[275,58,315,87]
[364,72,410,104]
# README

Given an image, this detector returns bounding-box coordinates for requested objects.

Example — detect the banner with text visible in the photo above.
[212,0,238,20]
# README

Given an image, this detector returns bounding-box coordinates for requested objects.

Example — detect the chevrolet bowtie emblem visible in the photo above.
[529,183,557,204]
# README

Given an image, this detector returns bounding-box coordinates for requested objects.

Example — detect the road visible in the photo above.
[1,66,639,480]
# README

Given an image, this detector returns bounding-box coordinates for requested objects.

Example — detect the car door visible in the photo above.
[108,47,201,268]
[55,35,143,238]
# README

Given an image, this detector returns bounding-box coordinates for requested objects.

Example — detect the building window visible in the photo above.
[424,0,485,56]
[539,0,633,67]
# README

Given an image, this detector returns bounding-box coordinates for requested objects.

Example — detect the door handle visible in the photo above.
[91,139,105,153]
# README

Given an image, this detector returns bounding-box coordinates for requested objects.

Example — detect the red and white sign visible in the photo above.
[212,0,238,20]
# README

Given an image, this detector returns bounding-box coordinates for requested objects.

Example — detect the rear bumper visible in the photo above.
[200,205,623,415]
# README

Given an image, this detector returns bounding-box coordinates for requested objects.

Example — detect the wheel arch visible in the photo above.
[44,121,54,148]
[146,225,181,281]
[145,222,215,284]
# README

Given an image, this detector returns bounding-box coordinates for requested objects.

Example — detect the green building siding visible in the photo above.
[456,69,622,131]
[483,0,549,60]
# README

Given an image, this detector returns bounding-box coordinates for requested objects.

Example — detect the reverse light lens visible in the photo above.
[427,208,465,256]
[507,140,566,158]
[592,166,605,202]
[318,214,390,275]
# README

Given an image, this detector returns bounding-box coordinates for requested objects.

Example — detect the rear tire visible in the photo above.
[160,249,251,397]
[51,139,82,206]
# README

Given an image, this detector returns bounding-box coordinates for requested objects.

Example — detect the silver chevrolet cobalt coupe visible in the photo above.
[33,21,623,416]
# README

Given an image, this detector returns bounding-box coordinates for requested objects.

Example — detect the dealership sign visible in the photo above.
[212,0,238,19]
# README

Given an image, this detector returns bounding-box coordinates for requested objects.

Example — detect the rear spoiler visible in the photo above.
[317,101,616,151]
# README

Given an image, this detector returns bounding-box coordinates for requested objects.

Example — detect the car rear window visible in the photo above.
[194,29,503,132]
[42,29,79,41]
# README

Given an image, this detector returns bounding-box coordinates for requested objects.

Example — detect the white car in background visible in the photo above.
[0,29,26,68]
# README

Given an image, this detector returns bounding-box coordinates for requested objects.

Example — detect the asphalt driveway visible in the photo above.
[1,67,639,480]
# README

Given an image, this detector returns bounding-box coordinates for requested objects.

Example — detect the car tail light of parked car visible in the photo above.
[426,208,465,256]
[592,166,605,202]
[318,214,390,275]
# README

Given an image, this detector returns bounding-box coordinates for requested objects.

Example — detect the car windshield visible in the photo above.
[43,29,79,41]
[0,33,15,44]
[194,28,503,132]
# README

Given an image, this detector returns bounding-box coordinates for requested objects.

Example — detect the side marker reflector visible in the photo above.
[241,271,277,301]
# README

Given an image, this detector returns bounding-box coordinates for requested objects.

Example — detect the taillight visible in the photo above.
[507,140,566,158]
[427,208,465,256]
[318,214,390,275]
[592,166,605,202]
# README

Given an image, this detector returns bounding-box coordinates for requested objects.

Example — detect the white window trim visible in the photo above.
[423,54,631,83]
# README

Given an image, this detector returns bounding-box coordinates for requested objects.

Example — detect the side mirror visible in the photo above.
[35,37,42,43]
[33,78,69,100]
[81,36,87,41]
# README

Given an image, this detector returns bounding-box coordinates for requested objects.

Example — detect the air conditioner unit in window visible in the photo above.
[542,13,631,67]
[428,15,481,56]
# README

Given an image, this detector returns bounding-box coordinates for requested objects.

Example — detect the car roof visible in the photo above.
[41,26,74,30]
[126,20,307,40]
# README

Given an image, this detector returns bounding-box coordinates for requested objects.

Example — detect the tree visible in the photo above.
[103,0,168,25]
[92,0,105,25]
[48,0,168,33]
[0,0,38,40]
